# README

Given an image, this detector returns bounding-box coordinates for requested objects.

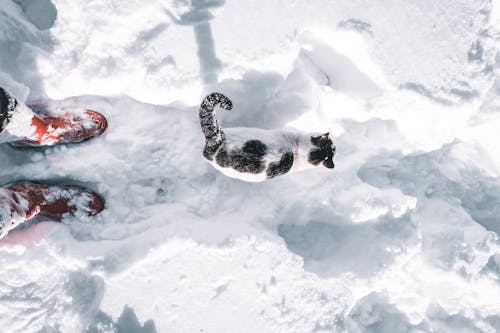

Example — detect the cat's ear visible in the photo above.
[312,133,331,146]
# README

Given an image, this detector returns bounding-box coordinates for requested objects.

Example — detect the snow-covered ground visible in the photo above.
[1,0,500,332]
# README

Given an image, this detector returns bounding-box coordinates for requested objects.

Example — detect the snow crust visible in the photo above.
[1,0,500,332]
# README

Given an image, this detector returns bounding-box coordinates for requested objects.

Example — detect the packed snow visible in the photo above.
[1,0,500,332]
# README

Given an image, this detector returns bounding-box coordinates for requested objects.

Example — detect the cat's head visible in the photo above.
[308,133,336,169]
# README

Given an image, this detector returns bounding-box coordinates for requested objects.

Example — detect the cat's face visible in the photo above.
[308,133,336,169]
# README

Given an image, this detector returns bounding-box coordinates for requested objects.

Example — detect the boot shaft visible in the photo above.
[0,87,18,132]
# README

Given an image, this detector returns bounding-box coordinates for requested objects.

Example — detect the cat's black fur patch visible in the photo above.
[241,140,267,155]
[215,140,268,174]
[266,152,294,179]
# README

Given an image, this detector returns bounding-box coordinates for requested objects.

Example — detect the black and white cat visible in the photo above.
[199,93,336,182]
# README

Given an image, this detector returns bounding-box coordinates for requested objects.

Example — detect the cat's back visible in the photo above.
[207,127,300,182]
[223,127,297,153]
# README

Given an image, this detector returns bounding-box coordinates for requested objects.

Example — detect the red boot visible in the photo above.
[1,87,107,147]
[5,181,104,219]
[0,182,104,239]
[10,110,108,148]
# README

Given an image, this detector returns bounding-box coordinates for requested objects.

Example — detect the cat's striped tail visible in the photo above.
[199,92,233,159]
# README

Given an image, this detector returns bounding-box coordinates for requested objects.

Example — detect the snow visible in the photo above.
[1,0,500,332]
